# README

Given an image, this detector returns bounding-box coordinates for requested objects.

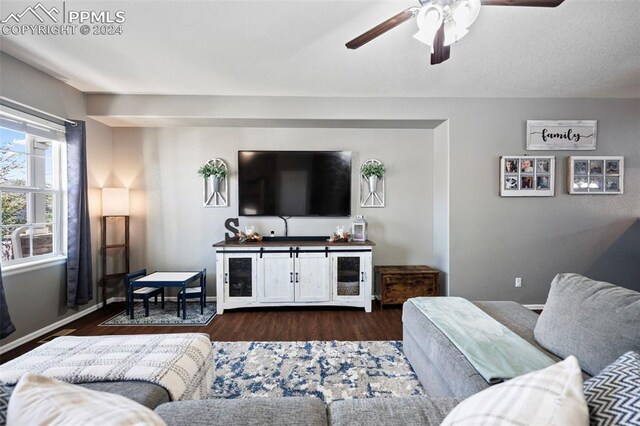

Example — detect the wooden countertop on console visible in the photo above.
[213,239,375,248]
[374,265,438,274]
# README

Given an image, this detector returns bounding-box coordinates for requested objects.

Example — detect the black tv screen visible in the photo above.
[238,151,351,217]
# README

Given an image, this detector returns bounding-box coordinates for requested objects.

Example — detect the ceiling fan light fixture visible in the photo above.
[452,1,472,25]
[451,0,481,28]
[345,0,564,66]
[443,19,468,46]
[412,3,444,49]
[443,0,481,46]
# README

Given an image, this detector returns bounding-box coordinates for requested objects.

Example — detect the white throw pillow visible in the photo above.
[7,373,166,426]
[442,356,589,426]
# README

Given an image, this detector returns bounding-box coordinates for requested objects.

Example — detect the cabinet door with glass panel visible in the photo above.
[224,253,257,303]
[331,252,367,302]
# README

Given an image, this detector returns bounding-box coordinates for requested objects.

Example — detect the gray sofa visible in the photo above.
[403,273,640,398]
[0,384,461,426]
[153,396,463,426]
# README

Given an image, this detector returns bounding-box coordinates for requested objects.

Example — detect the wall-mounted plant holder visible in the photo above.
[200,158,229,207]
[360,159,385,208]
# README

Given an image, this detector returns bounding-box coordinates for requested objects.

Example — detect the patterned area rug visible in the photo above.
[100,301,216,326]
[210,341,425,403]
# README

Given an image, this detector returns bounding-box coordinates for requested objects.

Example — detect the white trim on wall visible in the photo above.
[2,256,67,277]
[0,303,102,355]
[0,296,218,355]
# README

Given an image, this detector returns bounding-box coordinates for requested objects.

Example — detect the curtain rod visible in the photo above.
[0,96,77,126]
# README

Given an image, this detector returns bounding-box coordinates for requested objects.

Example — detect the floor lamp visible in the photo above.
[101,188,130,308]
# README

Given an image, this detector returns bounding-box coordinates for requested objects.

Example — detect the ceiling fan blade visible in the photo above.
[346,8,418,49]
[480,0,564,6]
[430,22,450,65]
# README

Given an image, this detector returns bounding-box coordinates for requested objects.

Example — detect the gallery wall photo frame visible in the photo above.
[500,156,555,197]
[526,120,597,151]
[568,156,624,195]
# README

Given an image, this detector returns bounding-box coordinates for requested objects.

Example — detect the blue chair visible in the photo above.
[126,269,164,318]
[177,268,206,316]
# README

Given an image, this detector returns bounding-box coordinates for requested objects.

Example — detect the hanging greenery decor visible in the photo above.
[361,162,386,179]
[197,162,228,179]
[200,158,229,207]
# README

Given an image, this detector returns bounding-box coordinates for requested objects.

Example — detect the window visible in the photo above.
[0,106,67,267]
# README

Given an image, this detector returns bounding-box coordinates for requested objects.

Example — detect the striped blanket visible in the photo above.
[0,333,213,401]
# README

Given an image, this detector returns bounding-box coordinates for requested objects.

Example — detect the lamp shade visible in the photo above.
[443,19,469,46]
[413,4,444,50]
[102,188,130,216]
[443,0,480,46]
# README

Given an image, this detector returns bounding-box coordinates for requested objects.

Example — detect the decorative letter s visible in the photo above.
[225,218,239,241]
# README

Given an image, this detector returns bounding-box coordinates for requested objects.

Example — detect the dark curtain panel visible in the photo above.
[66,121,93,307]
[0,262,16,339]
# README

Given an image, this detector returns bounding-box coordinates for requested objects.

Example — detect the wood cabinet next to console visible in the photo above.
[213,240,374,314]
[375,265,439,309]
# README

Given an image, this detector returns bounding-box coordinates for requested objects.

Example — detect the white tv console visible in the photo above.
[213,239,375,314]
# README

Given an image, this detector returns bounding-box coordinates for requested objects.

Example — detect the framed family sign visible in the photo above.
[568,156,624,195]
[500,156,555,197]
[526,120,597,151]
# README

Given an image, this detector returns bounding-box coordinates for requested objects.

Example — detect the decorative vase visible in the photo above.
[212,176,221,193]
[368,176,378,193]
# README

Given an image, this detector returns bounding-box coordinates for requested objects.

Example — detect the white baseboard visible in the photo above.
[523,304,545,310]
[0,296,219,356]
[0,303,102,355]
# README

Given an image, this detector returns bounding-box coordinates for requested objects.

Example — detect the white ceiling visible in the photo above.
[1,0,639,98]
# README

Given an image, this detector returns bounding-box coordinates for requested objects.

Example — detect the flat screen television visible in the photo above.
[238,151,351,217]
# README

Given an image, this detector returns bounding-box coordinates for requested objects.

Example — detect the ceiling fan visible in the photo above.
[345,0,565,65]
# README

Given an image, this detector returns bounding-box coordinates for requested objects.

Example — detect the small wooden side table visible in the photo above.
[375,265,439,309]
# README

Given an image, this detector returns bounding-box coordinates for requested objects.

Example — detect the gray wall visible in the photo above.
[444,99,639,302]
[585,218,640,292]
[432,122,450,294]
[111,127,437,297]
[0,53,114,348]
[92,95,640,304]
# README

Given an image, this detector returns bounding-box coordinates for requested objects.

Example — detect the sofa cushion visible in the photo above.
[328,396,462,426]
[0,380,170,423]
[583,351,640,426]
[0,383,11,426]
[403,300,488,397]
[80,381,171,410]
[7,373,166,426]
[441,356,589,426]
[534,273,640,376]
[155,397,327,426]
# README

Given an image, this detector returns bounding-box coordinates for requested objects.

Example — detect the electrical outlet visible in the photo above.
[515,277,522,288]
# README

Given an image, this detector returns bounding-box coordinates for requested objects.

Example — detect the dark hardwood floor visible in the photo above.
[0,302,403,364]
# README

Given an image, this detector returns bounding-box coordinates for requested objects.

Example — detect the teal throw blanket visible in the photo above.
[410,297,554,383]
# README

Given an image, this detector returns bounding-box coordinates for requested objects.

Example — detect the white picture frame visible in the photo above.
[526,120,597,151]
[500,156,555,197]
[568,156,624,195]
